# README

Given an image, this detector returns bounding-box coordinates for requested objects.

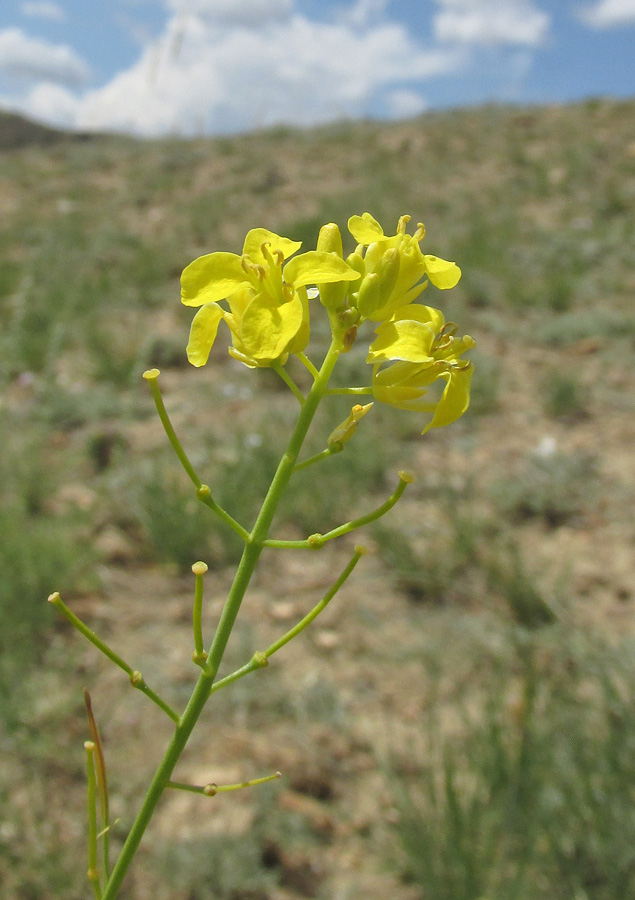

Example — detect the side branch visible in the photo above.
[143,369,201,489]
[207,546,366,695]
[263,471,414,549]
[48,593,180,724]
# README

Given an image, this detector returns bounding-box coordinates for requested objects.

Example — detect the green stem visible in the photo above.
[85,742,102,900]
[208,651,268,695]
[294,444,342,472]
[49,593,180,724]
[263,471,413,549]
[168,771,280,795]
[263,546,365,657]
[191,562,207,664]
[295,351,319,380]
[143,369,201,489]
[272,362,305,404]
[101,340,342,900]
[209,548,364,695]
[196,485,250,542]
[84,690,110,882]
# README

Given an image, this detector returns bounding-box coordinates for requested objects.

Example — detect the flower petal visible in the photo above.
[242,228,302,263]
[423,255,461,290]
[240,293,304,361]
[186,303,225,367]
[422,364,473,434]
[367,305,445,364]
[347,213,386,245]
[283,250,360,288]
[181,252,247,307]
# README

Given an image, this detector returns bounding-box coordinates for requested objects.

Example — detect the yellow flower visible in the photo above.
[182,228,359,367]
[368,303,475,434]
[347,212,461,322]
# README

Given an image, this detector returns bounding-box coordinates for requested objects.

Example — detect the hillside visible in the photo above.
[1,98,634,900]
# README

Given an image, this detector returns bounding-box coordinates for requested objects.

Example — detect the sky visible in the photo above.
[0,0,634,137]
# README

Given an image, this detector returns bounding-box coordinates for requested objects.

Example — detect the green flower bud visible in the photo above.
[316,223,349,310]
[356,247,400,319]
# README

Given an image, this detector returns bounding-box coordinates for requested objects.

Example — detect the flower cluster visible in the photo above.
[181,213,474,434]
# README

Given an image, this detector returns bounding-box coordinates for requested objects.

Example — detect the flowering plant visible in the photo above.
[49,213,474,899]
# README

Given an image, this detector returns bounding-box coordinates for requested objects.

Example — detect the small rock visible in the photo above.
[269,600,296,621]
[314,629,340,650]
[94,527,136,564]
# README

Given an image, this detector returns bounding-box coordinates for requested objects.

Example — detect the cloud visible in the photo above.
[67,10,463,135]
[433,0,550,46]
[22,81,79,126]
[0,27,90,85]
[336,0,391,29]
[20,1,66,21]
[164,0,294,26]
[384,89,427,118]
[578,0,635,27]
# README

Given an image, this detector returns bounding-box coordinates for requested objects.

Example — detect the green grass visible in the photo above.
[390,626,635,900]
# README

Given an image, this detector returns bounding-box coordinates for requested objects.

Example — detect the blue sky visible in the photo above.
[0,0,634,136]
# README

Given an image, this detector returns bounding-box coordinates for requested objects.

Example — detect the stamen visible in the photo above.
[397,214,411,234]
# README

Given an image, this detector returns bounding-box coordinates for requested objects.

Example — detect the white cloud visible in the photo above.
[164,0,294,26]
[579,0,635,27]
[0,27,89,85]
[433,0,550,46]
[384,89,427,119]
[336,0,391,29]
[66,11,463,135]
[22,81,79,126]
[20,1,66,21]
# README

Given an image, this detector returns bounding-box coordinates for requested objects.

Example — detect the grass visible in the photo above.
[390,625,635,900]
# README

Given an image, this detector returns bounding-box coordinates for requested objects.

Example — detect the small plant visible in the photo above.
[48,212,474,898]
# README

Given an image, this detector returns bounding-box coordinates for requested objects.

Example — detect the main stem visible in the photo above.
[101,340,341,900]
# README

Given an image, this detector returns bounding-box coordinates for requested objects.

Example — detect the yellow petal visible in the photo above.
[422,364,473,434]
[242,228,302,263]
[347,213,386,245]
[423,255,461,290]
[186,303,225,367]
[367,305,444,363]
[240,293,304,361]
[283,250,360,288]
[181,252,247,307]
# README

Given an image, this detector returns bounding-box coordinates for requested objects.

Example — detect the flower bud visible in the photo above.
[316,223,349,310]
[356,248,400,319]
[327,403,373,447]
